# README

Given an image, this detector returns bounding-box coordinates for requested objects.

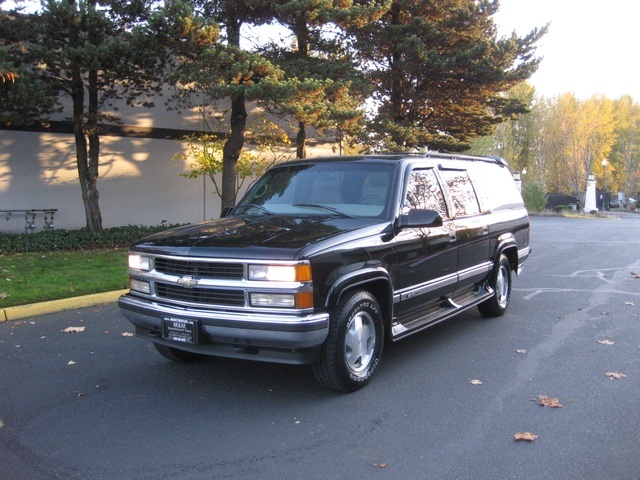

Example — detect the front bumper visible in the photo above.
[118,293,329,365]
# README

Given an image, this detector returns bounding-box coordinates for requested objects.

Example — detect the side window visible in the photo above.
[404,169,448,216]
[439,170,480,217]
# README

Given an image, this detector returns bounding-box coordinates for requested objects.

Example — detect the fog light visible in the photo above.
[130,279,151,294]
[250,293,295,308]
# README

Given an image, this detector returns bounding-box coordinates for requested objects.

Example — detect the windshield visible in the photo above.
[233,161,396,219]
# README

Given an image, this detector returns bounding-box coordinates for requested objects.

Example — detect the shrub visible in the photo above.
[522,181,547,213]
[0,223,181,254]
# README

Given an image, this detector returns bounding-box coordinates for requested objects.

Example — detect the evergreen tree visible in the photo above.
[262,0,389,158]
[172,0,276,213]
[354,0,547,151]
[0,0,218,232]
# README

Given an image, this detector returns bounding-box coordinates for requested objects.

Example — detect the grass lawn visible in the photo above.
[0,249,129,308]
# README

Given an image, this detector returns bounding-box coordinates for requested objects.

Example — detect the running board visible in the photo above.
[391,286,494,340]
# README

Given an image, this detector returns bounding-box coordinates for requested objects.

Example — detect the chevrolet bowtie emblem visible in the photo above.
[176,276,199,288]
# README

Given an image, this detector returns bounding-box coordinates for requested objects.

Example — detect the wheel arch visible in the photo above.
[494,234,519,274]
[325,268,394,329]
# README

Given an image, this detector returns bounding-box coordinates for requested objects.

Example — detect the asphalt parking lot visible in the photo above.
[1,214,639,480]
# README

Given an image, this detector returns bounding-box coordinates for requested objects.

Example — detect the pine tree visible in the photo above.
[353,0,547,151]
[261,0,389,158]
[0,0,218,232]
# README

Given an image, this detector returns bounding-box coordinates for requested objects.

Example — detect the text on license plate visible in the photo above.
[162,318,197,344]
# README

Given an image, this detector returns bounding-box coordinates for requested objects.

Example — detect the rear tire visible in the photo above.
[478,254,511,317]
[313,290,384,393]
[153,343,204,362]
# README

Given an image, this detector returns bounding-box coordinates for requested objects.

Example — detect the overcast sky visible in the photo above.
[494,0,640,100]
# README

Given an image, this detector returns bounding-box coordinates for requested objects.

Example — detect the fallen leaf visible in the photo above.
[597,340,615,346]
[605,372,626,380]
[624,302,634,306]
[601,311,610,316]
[121,332,134,337]
[371,462,389,469]
[67,360,77,366]
[514,432,537,441]
[538,395,563,408]
[516,349,527,354]
[470,379,483,385]
[0,292,8,299]
[62,326,86,333]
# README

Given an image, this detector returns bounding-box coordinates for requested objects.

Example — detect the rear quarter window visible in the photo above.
[470,164,524,212]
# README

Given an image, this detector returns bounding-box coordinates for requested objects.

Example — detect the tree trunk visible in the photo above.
[221,87,247,214]
[296,121,307,159]
[71,63,103,233]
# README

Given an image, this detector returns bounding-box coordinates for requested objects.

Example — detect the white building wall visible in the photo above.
[0,100,338,234]
[0,129,222,233]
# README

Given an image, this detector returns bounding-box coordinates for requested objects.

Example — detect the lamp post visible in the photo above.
[601,158,608,211]
[513,170,522,192]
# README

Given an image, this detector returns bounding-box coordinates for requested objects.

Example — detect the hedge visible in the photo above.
[0,224,182,254]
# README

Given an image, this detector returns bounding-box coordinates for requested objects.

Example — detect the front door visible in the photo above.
[392,167,458,320]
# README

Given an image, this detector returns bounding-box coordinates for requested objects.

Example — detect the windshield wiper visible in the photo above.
[235,204,274,215]
[293,203,354,218]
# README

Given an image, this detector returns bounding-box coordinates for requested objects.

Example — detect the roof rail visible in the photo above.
[420,151,508,166]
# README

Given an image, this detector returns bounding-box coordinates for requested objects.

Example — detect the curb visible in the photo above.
[1,289,129,322]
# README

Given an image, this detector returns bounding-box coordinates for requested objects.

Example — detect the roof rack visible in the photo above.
[418,151,508,166]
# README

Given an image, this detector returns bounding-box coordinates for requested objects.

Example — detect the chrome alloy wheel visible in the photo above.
[495,263,510,308]
[344,311,376,374]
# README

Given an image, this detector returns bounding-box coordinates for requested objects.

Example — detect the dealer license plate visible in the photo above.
[162,318,198,344]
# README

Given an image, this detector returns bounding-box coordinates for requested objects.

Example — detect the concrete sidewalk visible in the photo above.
[1,289,128,322]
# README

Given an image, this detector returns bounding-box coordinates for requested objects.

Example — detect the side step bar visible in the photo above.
[391,285,494,340]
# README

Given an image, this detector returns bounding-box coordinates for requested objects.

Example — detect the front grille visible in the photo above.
[156,283,245,306]
[154,258,244,280]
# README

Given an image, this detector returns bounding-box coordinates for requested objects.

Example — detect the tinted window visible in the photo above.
[439,170,480,217]
[404,169,448,216]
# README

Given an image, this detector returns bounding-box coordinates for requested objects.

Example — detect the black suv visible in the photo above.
[119,153,530,392]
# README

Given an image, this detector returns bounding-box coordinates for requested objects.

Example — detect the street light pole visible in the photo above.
[601,158,608,211]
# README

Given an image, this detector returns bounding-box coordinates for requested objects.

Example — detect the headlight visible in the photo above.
[248,263,311,282]
[129,254,150,271]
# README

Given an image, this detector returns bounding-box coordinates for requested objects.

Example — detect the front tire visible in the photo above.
[313,290,384,393]
[153,343,204,362]
[478,254,512,317]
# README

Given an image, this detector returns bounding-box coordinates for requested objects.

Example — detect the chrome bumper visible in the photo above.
[118,294,330,364]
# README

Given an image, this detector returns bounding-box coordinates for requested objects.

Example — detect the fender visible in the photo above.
[325,267,394,314]
[492,233,519,274]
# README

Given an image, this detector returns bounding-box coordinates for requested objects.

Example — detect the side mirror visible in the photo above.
[398,209,443,229]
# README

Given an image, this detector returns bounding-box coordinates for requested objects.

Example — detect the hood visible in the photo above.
[131,215,384,259]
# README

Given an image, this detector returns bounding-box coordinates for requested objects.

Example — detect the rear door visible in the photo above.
[438,168,491,291]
